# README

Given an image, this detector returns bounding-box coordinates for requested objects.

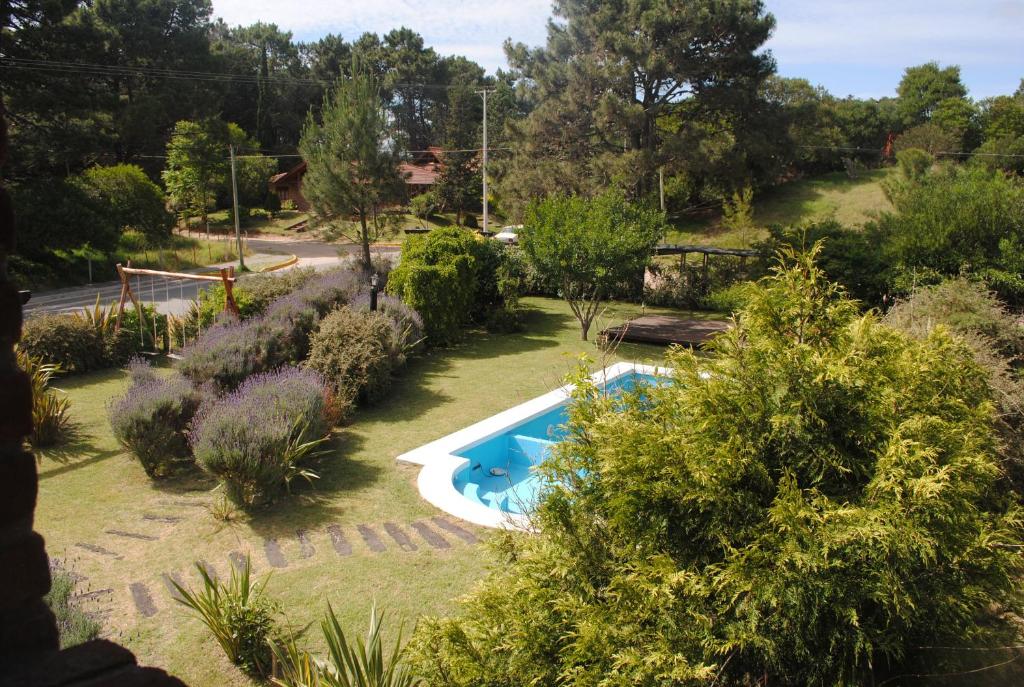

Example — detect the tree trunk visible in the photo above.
[580,318,590,341]
[359,211,372,269]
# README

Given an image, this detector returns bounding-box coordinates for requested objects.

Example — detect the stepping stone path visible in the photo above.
[161,573,186,602]
[95,512,484,619]
[383,522,417,552]
[296,529,315,559]
[410,521,451,550]
[106,529,158,542]
[431,517,479,544]
[143,514,182,524]
[75,542,122,560]
[129,582,157,618]
[357,524,386,553]
[327,525,352,556]
[263,539,288,568]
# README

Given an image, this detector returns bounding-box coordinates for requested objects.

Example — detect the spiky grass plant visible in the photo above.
[172,556,276,677]
[17,347,71,447]
[273,604,418,687]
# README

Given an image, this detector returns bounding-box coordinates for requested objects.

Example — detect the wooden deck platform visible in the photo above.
[600,315,730,347]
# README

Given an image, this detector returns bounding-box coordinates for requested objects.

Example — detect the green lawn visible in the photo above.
[665,168,896,248]
[35,297,710,686]
[201,209,310,236]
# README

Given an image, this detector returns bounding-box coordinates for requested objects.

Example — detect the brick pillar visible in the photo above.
[0,100,187,687]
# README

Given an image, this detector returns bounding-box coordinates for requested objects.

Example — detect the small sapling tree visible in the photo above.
[520,190,665,340]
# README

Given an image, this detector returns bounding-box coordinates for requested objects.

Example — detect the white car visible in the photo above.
[493,225,523,245]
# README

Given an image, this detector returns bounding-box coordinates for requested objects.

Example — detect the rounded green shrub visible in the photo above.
[108,361,205,478]
[306,307,403,407]
[21,314,107,374]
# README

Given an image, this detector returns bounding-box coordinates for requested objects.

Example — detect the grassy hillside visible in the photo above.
[666,168,895,248]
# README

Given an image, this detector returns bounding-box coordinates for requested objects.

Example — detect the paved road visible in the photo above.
[23,238,398,318]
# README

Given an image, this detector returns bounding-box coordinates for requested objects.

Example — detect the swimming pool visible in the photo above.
[397,362,666,530]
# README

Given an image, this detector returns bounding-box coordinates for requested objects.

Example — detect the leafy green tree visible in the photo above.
[521,191,665,340]
[11,179,118,258]
[162,119,228,236]
[410,248,1023,686]
[931,96,981,151]
[299,70,404,269]
[77,164,173,242]
[893,122,958,156]
[897,62,968,126]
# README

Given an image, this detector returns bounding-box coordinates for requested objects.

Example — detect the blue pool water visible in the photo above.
[452,372,661,515]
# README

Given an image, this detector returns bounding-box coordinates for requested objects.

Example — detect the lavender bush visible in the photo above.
[178,269,365,390]
[177,317,295,391]
[190,367,339,507]
[108,362,206,478]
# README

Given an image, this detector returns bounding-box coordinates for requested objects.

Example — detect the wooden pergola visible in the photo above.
[653,244,763,292]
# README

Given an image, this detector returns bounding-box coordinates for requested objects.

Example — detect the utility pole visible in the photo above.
[229,144,246,271]
[477,89,492,233]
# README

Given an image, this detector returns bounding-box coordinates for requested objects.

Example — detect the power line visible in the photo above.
[0,57,478,91]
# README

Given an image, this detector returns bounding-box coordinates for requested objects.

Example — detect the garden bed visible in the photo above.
[33,297,685,686]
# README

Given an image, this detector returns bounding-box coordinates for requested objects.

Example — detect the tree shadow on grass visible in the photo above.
[37,431,122,481]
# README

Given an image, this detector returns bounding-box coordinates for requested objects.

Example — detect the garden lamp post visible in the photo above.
[370,272,379,311]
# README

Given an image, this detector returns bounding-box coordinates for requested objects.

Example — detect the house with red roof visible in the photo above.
[268,146,445,211]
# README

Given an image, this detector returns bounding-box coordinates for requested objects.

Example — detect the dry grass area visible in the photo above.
[665,168,896,248]
[35,297,706,686]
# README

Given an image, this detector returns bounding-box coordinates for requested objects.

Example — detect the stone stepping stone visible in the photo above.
[229,551,251,572]
[431,517,479,544]
[75,542,123,560]
[356,525,386,553]
[161,573,186,602]
[159,499,209,509]
[73,588,113,601]
[129,582,157,617]
[263,539,288,568]
[105,529,158,542]
[295,529,315,559]
[195,560,218,582]
[382,523,417,552]
[410,521,451,550]
[326,525,352,556]
[142,514,183,524]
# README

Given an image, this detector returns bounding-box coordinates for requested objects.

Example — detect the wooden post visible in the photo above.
[114,263,130,333]
[222,267,239,316]
[701,252,709,294]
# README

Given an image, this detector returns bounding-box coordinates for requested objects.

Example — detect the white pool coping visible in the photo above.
[396,362,666,531]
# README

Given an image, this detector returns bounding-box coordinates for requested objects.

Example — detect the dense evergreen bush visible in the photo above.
[108,361,205,478]
[306,307,404,406]
[190,367,335,507]
[410,248,1023,686]
[21,314,107,374]
[349,293,425,353]
[885,278,1024,491]
[874,165,1024,303]
[386,227,479,345]
[387,227,516,345]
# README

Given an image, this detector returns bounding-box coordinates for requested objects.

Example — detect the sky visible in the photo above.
[210,0,1024,99]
